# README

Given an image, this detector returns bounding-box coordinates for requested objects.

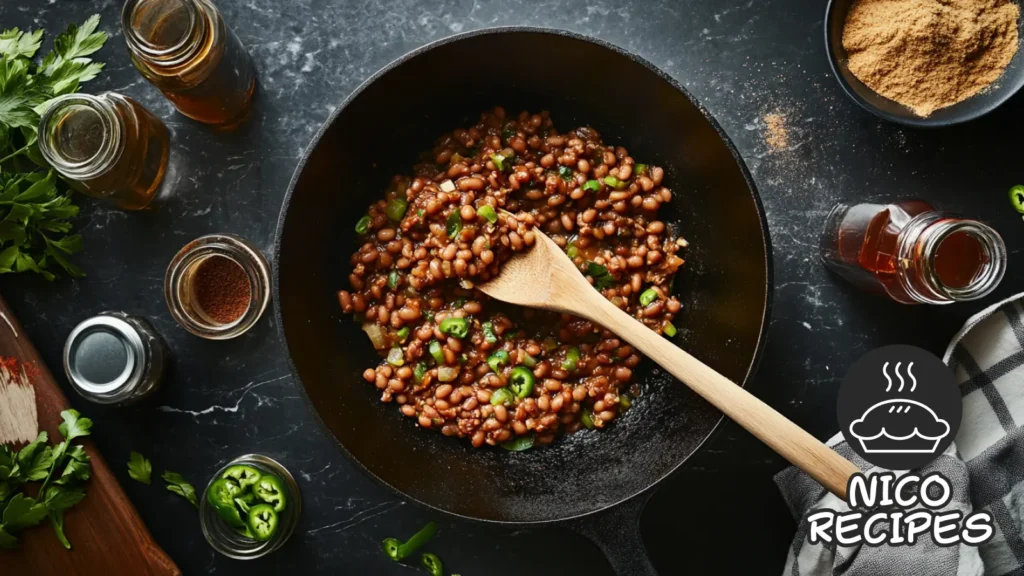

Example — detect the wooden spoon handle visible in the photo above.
[586,297,859,498]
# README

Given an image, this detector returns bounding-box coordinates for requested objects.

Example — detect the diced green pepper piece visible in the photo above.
[639,288,659,307]
[562,347,580,372]
[477,204,498,223]
[355,215,371,235]
[429,341,445,365]
[487,350,510,373]
[385,197,408,222]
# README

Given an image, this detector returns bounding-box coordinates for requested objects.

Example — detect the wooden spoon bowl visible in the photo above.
[479,228,859,497]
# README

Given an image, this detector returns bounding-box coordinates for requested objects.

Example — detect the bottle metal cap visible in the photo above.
[64,314,145,402]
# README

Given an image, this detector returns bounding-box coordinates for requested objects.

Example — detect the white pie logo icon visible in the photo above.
[849,398,951,454]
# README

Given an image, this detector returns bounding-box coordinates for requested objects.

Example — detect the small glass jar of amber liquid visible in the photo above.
[122,0,256,126]
[821,200,1007,305]
[38,93,170,210]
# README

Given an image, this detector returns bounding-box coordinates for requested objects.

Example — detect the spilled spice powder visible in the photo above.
[843,0,1020,117]
[192,255,251,324]
[764,112,790,151]
[0,356,39,444]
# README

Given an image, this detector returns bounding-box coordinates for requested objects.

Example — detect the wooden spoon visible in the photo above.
[478,229,859,498]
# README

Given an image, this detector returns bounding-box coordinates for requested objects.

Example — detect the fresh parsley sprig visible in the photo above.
[161,471,198,507]
[128,451,152,485]
[0,409,93,549]
[0,15,108,280]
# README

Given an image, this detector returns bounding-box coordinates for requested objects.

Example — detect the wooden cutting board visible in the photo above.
[0,293,180,575]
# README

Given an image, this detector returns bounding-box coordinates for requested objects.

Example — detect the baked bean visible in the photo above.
[537,395,550,411]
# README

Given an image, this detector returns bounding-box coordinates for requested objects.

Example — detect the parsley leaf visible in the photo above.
[49,511,69,549]
[0,28,43,59]
[53,15,106,61]
[128,451,152,485]
[22,445,54,482]
[2,493,48,529]
[58,409,92,441]
[162,471,198,507]
[43,485,85,512]
[15,431,47,472]
[0,526,17,549]
[0,408,94,550]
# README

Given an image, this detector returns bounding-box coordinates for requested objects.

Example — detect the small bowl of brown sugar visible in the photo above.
[826,0,1024,126]
[165,234,271,339]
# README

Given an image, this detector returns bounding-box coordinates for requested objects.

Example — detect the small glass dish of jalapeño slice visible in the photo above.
[200,454,301,559]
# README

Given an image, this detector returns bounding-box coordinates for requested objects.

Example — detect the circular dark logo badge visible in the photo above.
[837,345,961,470]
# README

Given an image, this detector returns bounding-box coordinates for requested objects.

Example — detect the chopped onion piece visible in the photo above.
[440,180,456,193]
[387,347,405,366]
[437,366,459,382]
[362,323,386,349]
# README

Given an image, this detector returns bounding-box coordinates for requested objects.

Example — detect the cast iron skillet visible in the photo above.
[274,28,772,575]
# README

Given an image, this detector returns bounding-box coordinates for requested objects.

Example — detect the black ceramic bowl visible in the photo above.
[826,0,1024,127]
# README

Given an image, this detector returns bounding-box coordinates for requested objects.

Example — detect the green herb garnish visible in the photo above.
[127,451,151,485]
[446,210,462,239]
[161,471,198,508]
[481,321,499,344]
[0,409,93,549]
[0,16,109,279]
[558,166,574,182]
[582,179,601,193]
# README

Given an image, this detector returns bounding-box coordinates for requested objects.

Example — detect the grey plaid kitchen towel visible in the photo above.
[776,293,1024,576]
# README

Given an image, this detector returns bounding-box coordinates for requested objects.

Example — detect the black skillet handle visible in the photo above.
[566,491,658,576]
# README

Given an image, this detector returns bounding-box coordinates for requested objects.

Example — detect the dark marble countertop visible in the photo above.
[2,0,1022,574]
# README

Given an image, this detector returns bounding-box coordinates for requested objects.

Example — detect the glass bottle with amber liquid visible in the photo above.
[820,200,1007,304]
[122,0,256,126]
[38,93,170,210]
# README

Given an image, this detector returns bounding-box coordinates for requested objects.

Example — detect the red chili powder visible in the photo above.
[0,356,41,381]
[192,256,251,324]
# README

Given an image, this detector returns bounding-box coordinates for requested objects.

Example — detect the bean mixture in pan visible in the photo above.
[337,108,687,449]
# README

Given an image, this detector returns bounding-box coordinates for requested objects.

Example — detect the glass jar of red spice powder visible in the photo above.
[165,234,270,339]
[820,200,1007,304]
